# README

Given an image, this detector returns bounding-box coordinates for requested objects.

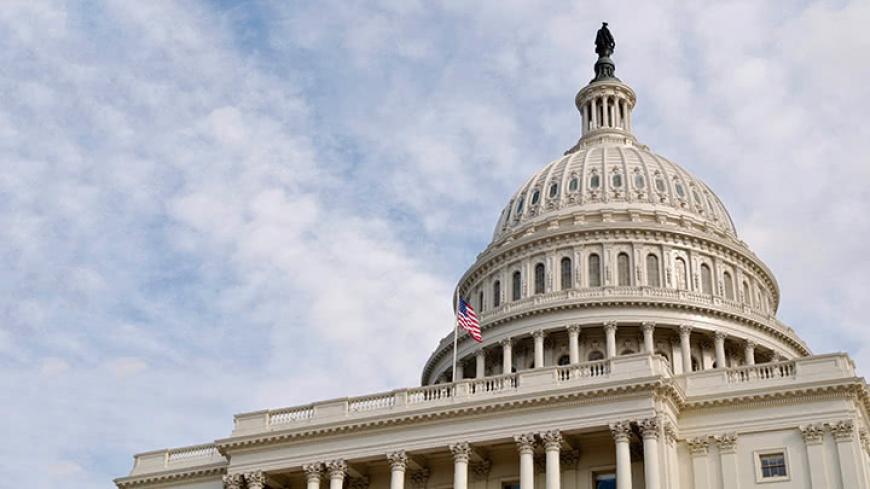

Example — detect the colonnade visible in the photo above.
[582,94,632,135]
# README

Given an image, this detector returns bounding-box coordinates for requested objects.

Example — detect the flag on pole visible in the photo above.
[456,297,482,342]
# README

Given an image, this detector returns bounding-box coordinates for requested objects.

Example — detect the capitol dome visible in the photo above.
[422,42,808,385]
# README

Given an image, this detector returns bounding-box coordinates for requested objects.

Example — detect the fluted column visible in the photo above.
[679,325,693,373]
[501,338,513,374]
[540,431,562,489]
[639,419,660,489]
[475,350,486,379]
[714,331,726,368]
[533,330,545,368]
[567,325,580,364]
[223,474,244,489]
[800,424,829,488]
[604,321,617,359]
[327,460,347,489]
[304,464,324,489]
[641,322,655,353]
[450,443,471,489]
[610,421,633,489]
[387,451,408,489]
[245,471,265,489]
[744,341,756,365]
[514,433,536,489]
[716,434,738,489]
[832,420,863,488]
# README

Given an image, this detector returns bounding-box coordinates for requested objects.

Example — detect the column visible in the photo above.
[638,419,660,489]
[567,325,580,364]
[610,421,633,489]
[501,338,513,374]
[475,349,486,379]
[800,424,829,488]
[304,464,323,489]
[387,451,408,489]
[832,420,863,488]
[591,98,598,129]
[533,330,545,368]
[642,322,655,353]
[604,321,617,359]
[514,433,536,489]
[245,471,265,489]
[540,431,562,489]
[716,434,738,489]
[663,424,681,489]
[223,474,244,489]
[714,331,726,368]
[679,325,693,373]
[687,438,710,489]
[450,443,471,489]
[744,341,756,365]
[327,460,347,489]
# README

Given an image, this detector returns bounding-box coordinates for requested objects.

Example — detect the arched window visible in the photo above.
[612,173,623,188]
[478,291,484,312]
[701,263,713,294]
[617,253,630,286]
[516,197,524,215]
[557,354,570,366]
[548,183,558,198]
[569,177,579,192]
[634,173,645,189]
[512,271,522,301]
[534,263,545,295]
[588,350,605,361]
[646,254,661,287]
[675,181,686,198]
[492,281,501,307]
[655,176,666,193]
[531,190,540,205]
[742,281,751,305]
[723,271,734,300]
[588,253,602,287]
[590,173,600,189]
[561,257,573,290]
[675,257,688,290]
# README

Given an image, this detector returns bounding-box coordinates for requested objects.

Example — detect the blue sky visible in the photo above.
[1,1,869,487]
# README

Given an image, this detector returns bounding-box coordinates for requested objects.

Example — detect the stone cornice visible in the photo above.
[114,462,226,488]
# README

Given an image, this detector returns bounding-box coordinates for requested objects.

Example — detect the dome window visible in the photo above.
[692,189,702,203]
[655,177,666,193]
[674,182,686,198]
[590,174,601,189]
[531,190,541,205]
[569,177,579,192]
[516,196,524,215]
[617,252,630,286]
[492,281,501,307]
[534,263,545,294]
[548,183,558,198]
[588,253,602,287]
[512,271,522,301]
[634,174,645,189]
[612,173,623,188]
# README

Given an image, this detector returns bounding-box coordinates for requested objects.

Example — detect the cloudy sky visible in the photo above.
[1,1,869,487]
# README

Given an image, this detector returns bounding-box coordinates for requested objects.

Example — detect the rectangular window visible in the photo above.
[594,473,616,489]
[502,481,520,489]
[759,453,787,478]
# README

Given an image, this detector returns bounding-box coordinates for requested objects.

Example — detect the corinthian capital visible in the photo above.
[245,471,266,489]
[514,433,536,454]
[830,420,856,442]
[450,442,471,462]
[223,474,244,489]
[386,450,408,471]
[679,324,693,336]
[638,418,659,439]
[326,460,348,480]
[641,321,656,333]
[609,421,632,442]
[539,430,563,450]
[800,424,825,445]
[566,324,581,335]
[687,437,709,455]
[604,321,618,333]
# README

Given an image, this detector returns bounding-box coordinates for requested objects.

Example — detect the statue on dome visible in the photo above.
[594,22,615,58]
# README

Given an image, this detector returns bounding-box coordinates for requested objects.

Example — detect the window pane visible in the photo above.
[701,264,712,294]
[655,178,665,192]
[675,182,686,198]
[646,254,660,287]
[549,183,558,198]
[493,281,501,307]
[534,263,545,294]
[675,257,687,290]
[561,257,572,290]
[759,453,787,478]
[531,190,540,205]
[617,253,630,286]
[569,177,579,191]
[512,272,522,301]
[588,254,601,287]
[634,173,645,188]
[723,272,734,299]
[590,174,600,189]
[612,173,623,188]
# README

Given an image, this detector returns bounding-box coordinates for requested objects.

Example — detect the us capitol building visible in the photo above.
[116,25,870,489]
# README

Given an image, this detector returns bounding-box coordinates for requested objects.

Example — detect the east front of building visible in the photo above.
[115,25,870,489]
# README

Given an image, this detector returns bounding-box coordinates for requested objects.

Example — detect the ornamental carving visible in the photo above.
[715,433,738,452]
[830,420,855,441]
[223,474,244,489]
[560,449,581,469]
[604,321,618,333]
[663,422,678,445]
[609,421,632,442]
[326,460,348,479]
[450,442,472,462]
[539,430,563,450]
[687,437,709,455]
[386,450,408,471]
[245,471,266,489]
[638,418,659,439]
[470,460,492,480]
[410,469,430,489]
[800,424,825,444]
[514,433,536,454]
[348,477,370,489]
[641,321,655,333]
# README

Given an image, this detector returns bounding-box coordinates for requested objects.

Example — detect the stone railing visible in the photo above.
[129,443,225,476]
[231,353,671,436]
[726,362,796,384]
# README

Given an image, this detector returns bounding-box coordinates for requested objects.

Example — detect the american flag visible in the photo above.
[456,297,482,342]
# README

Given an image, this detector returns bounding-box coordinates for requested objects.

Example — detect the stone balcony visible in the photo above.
[120,352,862,481]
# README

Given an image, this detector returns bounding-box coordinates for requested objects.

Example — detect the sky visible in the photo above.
[0,1,869,487]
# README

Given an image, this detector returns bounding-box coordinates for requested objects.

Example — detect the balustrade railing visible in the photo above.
[407,384,453,404]
[349,393,396,412]
[468,373,518,394]
[166,444,219,463]
[726,361,796,384]
[270,405,315,424]
[556,359,610,381]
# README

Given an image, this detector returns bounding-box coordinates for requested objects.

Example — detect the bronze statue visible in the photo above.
[595,22,615,58]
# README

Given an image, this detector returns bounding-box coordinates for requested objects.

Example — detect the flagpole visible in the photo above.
[452,286,459,383]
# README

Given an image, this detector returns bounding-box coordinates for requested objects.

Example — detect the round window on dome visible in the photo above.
[590,174,600,189]
[569,177,579,192]
[548,183,558,198]
[634,174,645,189]
[531,190,540,205]
[612,173,623,188]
